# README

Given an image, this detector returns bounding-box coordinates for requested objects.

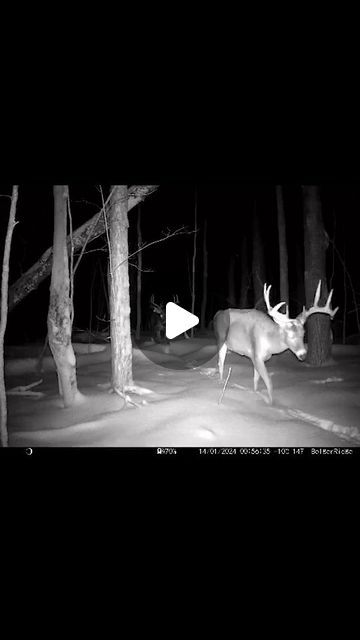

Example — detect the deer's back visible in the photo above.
[214,308,277,358]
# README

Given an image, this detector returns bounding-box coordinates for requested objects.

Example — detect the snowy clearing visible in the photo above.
[5,339,360,448]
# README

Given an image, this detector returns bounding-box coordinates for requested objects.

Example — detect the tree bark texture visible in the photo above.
[302,185,332,365]
[47,186,79,407]
[227,254,237,306]
[276,186,289,309]
[239,235,249,308]
[136,205,142,340]
[0,186,19,447]
[191,188,197,337]
[252,203,266,310]
[200,218,208,330]
[109,186,133,390]
[8,185,159,312]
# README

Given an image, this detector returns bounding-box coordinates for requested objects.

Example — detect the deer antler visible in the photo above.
[150,294,164,314]
[297,280,339,325]
[263,284,290,326]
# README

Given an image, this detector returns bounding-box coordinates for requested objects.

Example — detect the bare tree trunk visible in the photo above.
[8,185,159,312]
[100,258,110,319]
[47,186,80,407]
[200,218,208,330]
[252,200,266,310]
[276,186,289,310]
[302,185,332,365]
[191,187,197,337]
[0,186,19,447]
[109,186,133,391]
[294,235,305,316]
[239,235,249,308]
[136,205,142,340]
[227,254,237,306]
[342,238,346,345]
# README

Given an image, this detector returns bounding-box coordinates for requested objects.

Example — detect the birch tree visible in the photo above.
[0,186,19,447]
[108,186,133,394]
[47,186,81,407]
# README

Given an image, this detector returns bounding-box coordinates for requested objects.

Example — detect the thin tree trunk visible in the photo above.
[136,205,142,340]
[8,185,159,312]
[100,258,110,319]
[0,186,19,447]
[295,234,304,316]
[302,185,332,365]
[200,218,208,330]
[47,186,80,407]
[227,254,237,306]
[239,235,249,308]
[252,199,266,310]
[191,187,197,337]
[109,186,133,391]
[276,185,289,311]
[342,238,346,345]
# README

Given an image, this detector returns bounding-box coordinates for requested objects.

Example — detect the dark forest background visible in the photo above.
[0,183,358,344]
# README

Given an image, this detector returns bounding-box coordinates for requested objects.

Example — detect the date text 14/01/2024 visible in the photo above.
[198,448,272,455]
[197,448,354,455]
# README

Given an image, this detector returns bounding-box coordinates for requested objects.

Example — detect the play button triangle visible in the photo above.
[165,302,199,339]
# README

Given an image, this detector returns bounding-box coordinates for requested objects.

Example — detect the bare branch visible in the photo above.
[8,185,159,311]
[113,226,193,273]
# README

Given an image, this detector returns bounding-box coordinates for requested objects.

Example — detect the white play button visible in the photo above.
[165,302,199,339]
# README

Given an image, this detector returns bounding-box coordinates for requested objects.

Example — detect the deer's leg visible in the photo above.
[218,343,227,380]
[254,357,273,405]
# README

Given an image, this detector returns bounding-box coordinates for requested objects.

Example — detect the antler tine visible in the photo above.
[263,283,290,325]
[272,302,287,314]
[263,283,272,313]
[325,289,339,318]
[303,280,338,321]
[313,280,322,307]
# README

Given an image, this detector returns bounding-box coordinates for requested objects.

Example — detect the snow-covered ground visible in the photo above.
[5,338,360,448]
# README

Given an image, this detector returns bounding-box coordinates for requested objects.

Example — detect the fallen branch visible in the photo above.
[7,378,45,399]
[218,367,232,404]
[8,185,159,312]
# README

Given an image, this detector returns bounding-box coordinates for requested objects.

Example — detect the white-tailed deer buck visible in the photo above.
[213,281,338,405]
[149,295,167,342]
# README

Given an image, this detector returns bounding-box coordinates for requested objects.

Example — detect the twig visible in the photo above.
[7,379,44,398]
[112,226,194,273]
[218,367,232,404]
[328,235,360,334]
[111,386,141,407]
[73,186,116,276]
